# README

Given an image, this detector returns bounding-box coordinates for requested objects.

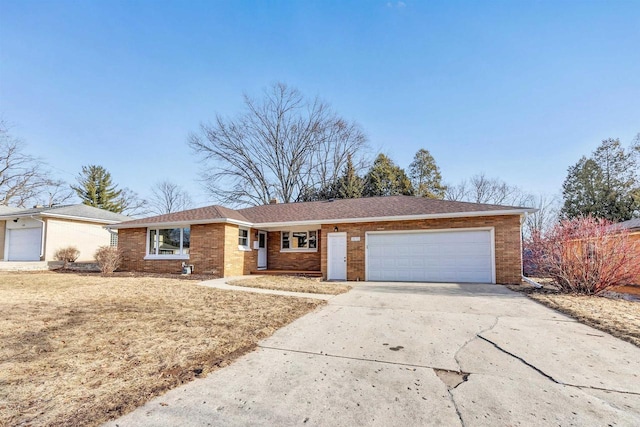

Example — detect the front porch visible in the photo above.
[250,269,322,278]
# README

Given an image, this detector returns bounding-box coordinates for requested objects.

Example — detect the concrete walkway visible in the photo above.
[198,276,336,300]
[107,282,640,426]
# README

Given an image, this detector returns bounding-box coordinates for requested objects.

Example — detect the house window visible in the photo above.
[238,228,249,249]
[109,232,118,247]
[281,230,318,251]
[586,242,597,260]
[147,227,190,258]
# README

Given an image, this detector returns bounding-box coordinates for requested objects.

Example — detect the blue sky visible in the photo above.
[1,0,639,207]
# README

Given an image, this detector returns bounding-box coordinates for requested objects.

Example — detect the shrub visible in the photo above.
[54,246,80,268]
[525,216,640,294]
[94,246,123,275]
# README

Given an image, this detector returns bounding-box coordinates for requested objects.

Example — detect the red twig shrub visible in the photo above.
[524,216,640,294]
[94,246,123,275]
[54,246,80,268]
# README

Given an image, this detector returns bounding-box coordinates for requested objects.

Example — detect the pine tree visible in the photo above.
[408,148,446,199]
[337,154,363,199]
[71,165,124,213]
[363,154,413,197]
[561,138,640,221]
[561,157,604,219]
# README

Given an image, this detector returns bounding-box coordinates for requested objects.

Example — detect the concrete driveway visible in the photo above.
[107,282,640,426]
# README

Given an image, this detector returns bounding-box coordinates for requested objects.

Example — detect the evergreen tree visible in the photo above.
[561,138,640,221]
[408,148,446,199]
[561,157,604,219]
[363,154,413,197]
[71,165,124,213]
[337,154,363,199]
[297,183,339,202]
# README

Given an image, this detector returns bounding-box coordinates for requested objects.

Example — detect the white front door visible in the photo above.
[327,232,347,280]
[257,231,267,269]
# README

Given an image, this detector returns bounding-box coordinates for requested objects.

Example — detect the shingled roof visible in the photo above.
[0,204,131,223]
[0,205,24,215]
[619,218,640,231]
[237,196,529,224]
[111,205,251,228]
[110,196,535,229]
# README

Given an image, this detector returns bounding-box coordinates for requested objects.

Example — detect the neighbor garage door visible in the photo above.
[7,227,42,261]
[366,230,494,283]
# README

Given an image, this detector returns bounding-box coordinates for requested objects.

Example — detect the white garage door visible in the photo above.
[7,228,42,261]
[366,230,494,283]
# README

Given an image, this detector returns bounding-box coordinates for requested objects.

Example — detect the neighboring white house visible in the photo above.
[0,204,130,262]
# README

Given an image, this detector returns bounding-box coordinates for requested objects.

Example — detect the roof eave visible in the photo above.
[0,209,46,219]
[0,212,126,224]
[108,217,253,229]
[40,212,125,224]
[252,208,537,228]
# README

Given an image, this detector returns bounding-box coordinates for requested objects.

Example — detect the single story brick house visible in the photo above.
[0,204,130,262]
[110,196,535,284]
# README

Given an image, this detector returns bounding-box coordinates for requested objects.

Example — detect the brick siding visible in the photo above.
[119,224,227,275]
[627,232,640,284]
[189,223,226,275]
[321,215,523,284]
[119,224,259,276]
[266,230,322,271]
[223,224,258,276]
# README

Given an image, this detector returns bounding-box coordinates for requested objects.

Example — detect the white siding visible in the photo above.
[44,219,112,261]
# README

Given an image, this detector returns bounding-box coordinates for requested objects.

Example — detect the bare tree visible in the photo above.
[0,121,58,207]
[523,194,560,238]
[445,173,532,206]
[188,83,368,206]
[302,118,369,198]
[466,173,521,204]
[631,132,640,153]
[443,180,468,201]
[43,180,76,207]
[119,188,149,218]
[149,181,193,214]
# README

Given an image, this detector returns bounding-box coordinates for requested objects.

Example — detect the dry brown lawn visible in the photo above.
[524,292,640,347]
[228,275,351,295]
[0,272,324,427]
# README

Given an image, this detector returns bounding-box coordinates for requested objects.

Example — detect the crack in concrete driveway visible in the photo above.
[106,282,640,426]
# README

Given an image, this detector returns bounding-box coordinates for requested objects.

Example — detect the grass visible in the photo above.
[511,283,640,347]
[0,272,324,427]
[228,275,352,295]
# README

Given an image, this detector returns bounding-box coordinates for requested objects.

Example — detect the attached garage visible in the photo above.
[366,229,495,283]
[7,227,42,261]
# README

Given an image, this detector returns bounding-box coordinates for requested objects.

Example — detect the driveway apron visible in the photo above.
[106,282,640,426]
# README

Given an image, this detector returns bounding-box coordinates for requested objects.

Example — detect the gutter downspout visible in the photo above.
[29,216,46,259]
[522,275,543,289]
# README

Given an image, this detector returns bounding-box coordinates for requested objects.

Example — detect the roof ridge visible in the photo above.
[43,203,76,209]
[236,195,529,211]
